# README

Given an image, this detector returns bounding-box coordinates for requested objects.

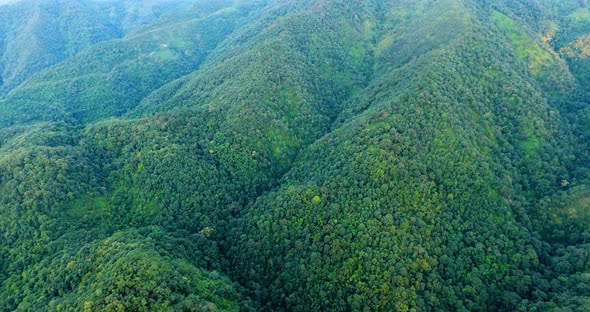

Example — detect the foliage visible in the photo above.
[0,0,589,311]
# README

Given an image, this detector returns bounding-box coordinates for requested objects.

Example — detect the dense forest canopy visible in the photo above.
[0,0,589,311]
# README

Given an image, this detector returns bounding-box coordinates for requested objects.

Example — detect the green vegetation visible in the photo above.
[0,0,203,95]
[492,11,554,75]
[491,9,574,94]
[0,0,589,311]
[0,0,260,126]
[569,8,590,23]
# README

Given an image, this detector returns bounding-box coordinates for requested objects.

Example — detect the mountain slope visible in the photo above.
[0,1,259,126]
[227,1,580,310]
[0,0,589,311]
[0,0,120,94]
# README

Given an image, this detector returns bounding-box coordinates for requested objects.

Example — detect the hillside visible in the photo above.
[0,0,589,311]
[0,0,200,95]
[0,0,262,126]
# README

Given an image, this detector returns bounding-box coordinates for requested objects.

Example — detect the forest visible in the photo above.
[0,0,589,311]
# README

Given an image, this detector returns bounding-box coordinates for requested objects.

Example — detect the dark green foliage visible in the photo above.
[1,228,244,311]
[0,0,589,311]
[227,6,578,308]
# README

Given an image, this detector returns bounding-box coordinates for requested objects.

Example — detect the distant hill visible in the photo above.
[0,0,198,95]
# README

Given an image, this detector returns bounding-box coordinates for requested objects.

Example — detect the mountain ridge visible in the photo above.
[0,0,589,311]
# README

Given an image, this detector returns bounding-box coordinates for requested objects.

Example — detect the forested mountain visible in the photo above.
[0,0,205,95]
[0,0,589,311]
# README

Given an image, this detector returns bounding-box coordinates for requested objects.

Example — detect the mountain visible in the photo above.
[0,0,199,95]
[0,0,262,126]
[0,0,589,311]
